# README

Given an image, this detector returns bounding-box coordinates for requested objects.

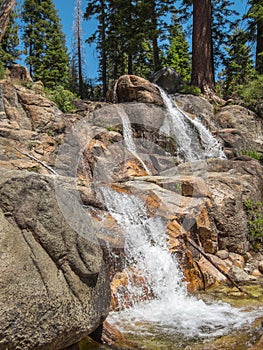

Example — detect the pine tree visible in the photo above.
[85,0,108,97]
[165,14,191,82]
[0,7,22,65]
[22,0,70,88]
[246,0,263,73]
[220,28,255,99]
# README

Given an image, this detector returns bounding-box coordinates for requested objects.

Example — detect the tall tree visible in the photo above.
[0,0,16,42]
[72,0,85,98]
[165,14,191,82]
[0,7,21,65]
[246,0,263,73]
[22,0,70,88]
[191,0,215,94]
[220,28,255,98]
[85,0,108,97]
[179,0,236,94]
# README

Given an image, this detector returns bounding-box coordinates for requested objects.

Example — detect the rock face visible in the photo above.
[1,74,263,348]
[0,169,110,349]
[106,75,164,106]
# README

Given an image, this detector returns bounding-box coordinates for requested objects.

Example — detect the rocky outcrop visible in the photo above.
[106,75,164,106]
[1,75,263,348]
[0,169,110,349]
[214,105,263,156]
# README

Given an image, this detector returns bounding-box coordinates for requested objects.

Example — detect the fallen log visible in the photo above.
[184,235,248,295]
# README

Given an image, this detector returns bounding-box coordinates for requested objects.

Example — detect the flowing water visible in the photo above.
[158,87,226,162]
[116,105,151,175]
[97,84,261,349]
[101,188,257,349]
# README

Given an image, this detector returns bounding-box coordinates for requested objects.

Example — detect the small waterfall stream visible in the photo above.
[102,188,253,344]
[102,82,259,348]
[116,105,151,175]
[158,87,226,161]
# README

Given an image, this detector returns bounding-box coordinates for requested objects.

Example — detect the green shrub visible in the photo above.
[239,149,263,163]
[45,86,77,113]
[238,74,263,107]
[0,61,6,79]
[179,85,201,96]
[244,200,263,252]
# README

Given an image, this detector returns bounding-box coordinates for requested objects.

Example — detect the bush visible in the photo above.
[45,86,77,113]
[0,61,6,79]
[178,85,201,96]
[239,149,263,164]
[244,200,263,252]
[238,74,263,107]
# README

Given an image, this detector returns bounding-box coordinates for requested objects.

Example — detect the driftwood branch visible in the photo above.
[14,147,58,176]
[185,235,248,294]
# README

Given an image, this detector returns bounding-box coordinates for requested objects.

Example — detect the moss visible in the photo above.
[244,200,263,252]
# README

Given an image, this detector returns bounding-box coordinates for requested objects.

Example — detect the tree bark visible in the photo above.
[256,21,263,73]
[191,0,215,95]
[0,0,16,42]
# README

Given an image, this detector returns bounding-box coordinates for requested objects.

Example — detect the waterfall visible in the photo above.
[158,87,226,162]
[116,105,151,175]
[103,187,253,340]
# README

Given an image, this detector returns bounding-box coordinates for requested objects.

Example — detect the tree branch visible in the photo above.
[14,147,58,176]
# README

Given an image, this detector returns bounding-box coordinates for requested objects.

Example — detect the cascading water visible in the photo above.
[116,105,151,175]
[158,87,226,162]
[102,187,254,344]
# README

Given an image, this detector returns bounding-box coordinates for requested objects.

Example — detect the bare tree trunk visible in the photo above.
[191,0,215,95]
[0,0,15,42]
[149,0,160,72]
[256,21,263,73]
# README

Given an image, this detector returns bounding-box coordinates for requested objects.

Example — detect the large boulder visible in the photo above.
[150,67,183,94]
[214,105,263,154]
[106,75,164,106]
[0,169,110,349]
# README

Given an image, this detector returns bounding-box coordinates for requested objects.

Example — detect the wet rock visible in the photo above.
[174,94,215,128]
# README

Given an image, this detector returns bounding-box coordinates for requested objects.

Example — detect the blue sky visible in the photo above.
[18,0,249,80]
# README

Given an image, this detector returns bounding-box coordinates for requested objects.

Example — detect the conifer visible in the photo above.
[22,0,70,88]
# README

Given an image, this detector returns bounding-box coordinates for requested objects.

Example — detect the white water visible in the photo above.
[103,188,253,340]
[116,105,151,175]
[158,87,226,162]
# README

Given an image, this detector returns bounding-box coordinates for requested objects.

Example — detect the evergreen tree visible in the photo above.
[22,0,70,88]
[0,7,22,65]
[220,28,255,99]
[165,14,191,82]
[85,0,108,97]
[245,0,263,73]
[84,0,175,95]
